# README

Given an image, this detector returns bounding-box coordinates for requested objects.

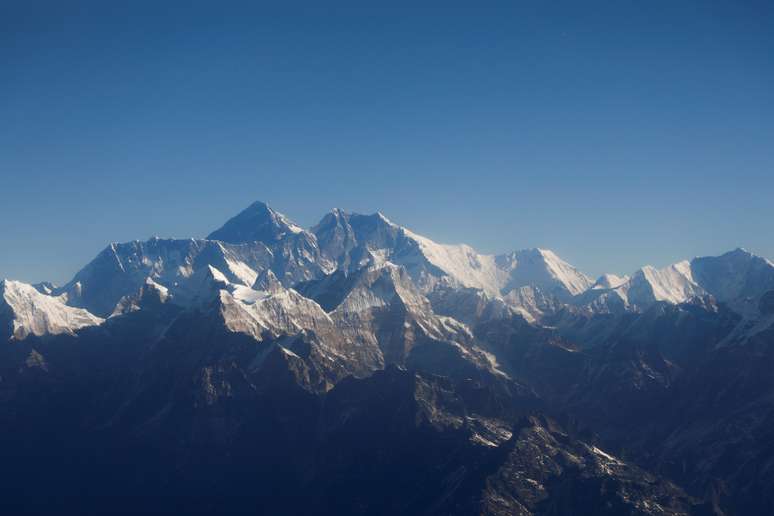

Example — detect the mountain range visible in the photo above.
[2,201,773,515]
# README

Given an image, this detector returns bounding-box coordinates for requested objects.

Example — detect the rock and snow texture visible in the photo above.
[42,201,606,325]
[56,237,274,317]
[110,277,170,316]
[8,200,767,515]
[222,279,334,340]
[312,209,592,306]
[621,261,706,307]
[691,248,774,314]
[207,201,304,244]
[397,226,508,297]
[581,248,774,314]
[497,248,593,298]
[592,273,629,290]
[5,200,773,343]
[206,201,335,284]
[1,280,103,340]
[56,227,330,318]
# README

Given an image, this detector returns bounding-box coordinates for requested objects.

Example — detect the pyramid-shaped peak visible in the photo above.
[722,247,756,260]
[207,201,304,244]
[313,208,351,230]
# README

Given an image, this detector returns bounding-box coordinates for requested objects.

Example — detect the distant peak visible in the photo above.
[235,200,278,218]
[241,201,280,219]
[247,200,270,209]
[535,248,558,259]
[728,247,753,257]
[319,208,351,225]
[514,247,546,256]
[511,248,560,264]
[207,201,304,244]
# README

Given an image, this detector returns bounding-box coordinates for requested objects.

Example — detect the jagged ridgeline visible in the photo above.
[2,201,773,515]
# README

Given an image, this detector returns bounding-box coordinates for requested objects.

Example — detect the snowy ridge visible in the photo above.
[110,277,170,317]
[55,227,333,318]
[1,280,103,340]
[592,273,629,290]
[498,248,593,297]
[638,261,704,304]
[207,201,304,244]
[578,261,705,311]
[57,238,274,317]
[313,209,592,306]
[399,227,507,297]
[220,282,334,340]
[538,249,594,295]
[578,249,774,315]
[332,263,433,316]
[6,200,773,345]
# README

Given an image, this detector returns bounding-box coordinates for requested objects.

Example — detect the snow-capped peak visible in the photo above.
[534,248,594,296]
[591,260,706,310]
[636,261,704,304]
[207,201,305,244]
[1,279,104,341]
[498,248,593,298]
[313,209,593,301]
[592,273,629,290]
[575,249,774,315]
[690,248,774,313]
[398,226,507,296]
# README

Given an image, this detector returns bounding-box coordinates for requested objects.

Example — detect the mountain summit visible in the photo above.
[7,199,774,332]
[207,201,305,244]
[2,199,773,515]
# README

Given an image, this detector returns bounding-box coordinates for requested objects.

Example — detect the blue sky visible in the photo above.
[2,1,773,284]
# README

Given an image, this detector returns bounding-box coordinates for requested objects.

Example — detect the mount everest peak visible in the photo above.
[2,200,773,345]
[207,200,305,244]
[3,199,774,515]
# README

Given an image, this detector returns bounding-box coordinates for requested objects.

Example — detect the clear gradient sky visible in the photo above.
[2,1,773,284]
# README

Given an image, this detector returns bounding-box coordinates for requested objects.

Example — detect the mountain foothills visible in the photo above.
[2,201,774,515]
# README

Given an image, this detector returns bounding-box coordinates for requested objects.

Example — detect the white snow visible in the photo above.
[230,285,272,304]
[386,219,591,300]
[273,208,304,234]
[1,280,104,340]
[499,248,593,298]
[592,273,629,290]
[216,272,333,340]
[401,227,509,297]
[533,248,594,296]
[586,260,709,311]
[334,264,429,315]
[223,256,259,287]
[639,261,704,304]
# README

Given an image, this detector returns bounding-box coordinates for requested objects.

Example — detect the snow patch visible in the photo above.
[1,280,103,340]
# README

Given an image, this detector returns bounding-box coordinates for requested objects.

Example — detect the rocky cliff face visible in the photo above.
[2,200,772,514]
